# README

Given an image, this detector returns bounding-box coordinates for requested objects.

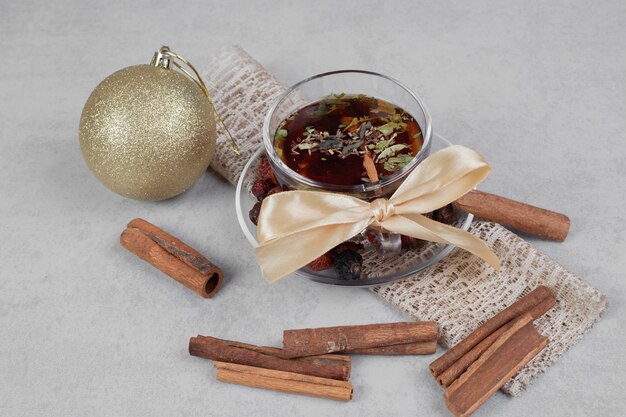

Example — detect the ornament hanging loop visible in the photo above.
[151,46,241,155]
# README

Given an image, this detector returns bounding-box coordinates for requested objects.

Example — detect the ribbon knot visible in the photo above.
[370,198,395,222]
[255,145,501,282]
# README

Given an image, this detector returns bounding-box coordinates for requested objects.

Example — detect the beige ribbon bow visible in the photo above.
[256,145,500,282]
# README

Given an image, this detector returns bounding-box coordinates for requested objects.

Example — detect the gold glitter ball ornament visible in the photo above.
[79,61,216,200]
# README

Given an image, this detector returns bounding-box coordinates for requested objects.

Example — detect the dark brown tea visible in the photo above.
[274,94,423,186]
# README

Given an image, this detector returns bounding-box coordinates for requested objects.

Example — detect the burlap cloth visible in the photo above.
[202,46,607,396]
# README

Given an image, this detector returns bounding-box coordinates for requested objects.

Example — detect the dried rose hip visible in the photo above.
[258,158,278,185]
[332,241,363,255]
[265,186,283,198]
[307,252,334,271]
[251,179,273,201]
[401,235,421,250]
[249,201,262,225]
[433,204,454,225]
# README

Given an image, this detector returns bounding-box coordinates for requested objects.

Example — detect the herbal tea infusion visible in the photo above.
[274,94,423,186]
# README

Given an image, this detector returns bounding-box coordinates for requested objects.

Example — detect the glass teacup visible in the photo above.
[263,70,432,256]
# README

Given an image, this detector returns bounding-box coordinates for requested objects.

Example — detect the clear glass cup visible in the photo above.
[263,70,432,200]
[262,70,433,256]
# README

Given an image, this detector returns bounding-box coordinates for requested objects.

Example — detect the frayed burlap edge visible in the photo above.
[202,45,288,186]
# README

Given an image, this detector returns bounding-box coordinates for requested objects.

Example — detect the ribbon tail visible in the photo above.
[380,215,501,272]
[255,219,372,283]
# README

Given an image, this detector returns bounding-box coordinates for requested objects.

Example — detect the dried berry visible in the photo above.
[265,186,283,198]
[307,252,334,271]
[401,235,422,250]
[333,249,363,280]
[332,241,363,255]
[251,179,273,201]
[433,204,454,225]
[249,201,262,225]
[258,158,278,185]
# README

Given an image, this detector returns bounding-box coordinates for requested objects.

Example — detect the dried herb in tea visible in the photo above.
[274,94,423,186]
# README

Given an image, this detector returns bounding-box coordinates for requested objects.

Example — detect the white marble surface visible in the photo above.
[1,1,625,415]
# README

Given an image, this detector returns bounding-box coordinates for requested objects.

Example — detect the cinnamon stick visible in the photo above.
[345,340,437,355]
[214,361,354,401]
[429,285,553,378]
[436,294,556,387]
[120,218,223,298]
[444,314,549,417]
[363,148,379,183]
[453,190,570,242]
[282,322,438,358]
[189,335,349,381]
[191,336,351,378]
[242,344,351,371]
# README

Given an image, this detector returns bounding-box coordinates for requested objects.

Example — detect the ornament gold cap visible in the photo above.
[151,46,241,155]
[151,46,173,69]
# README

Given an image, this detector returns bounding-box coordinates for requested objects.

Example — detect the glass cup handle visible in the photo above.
[361,226,402,258]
